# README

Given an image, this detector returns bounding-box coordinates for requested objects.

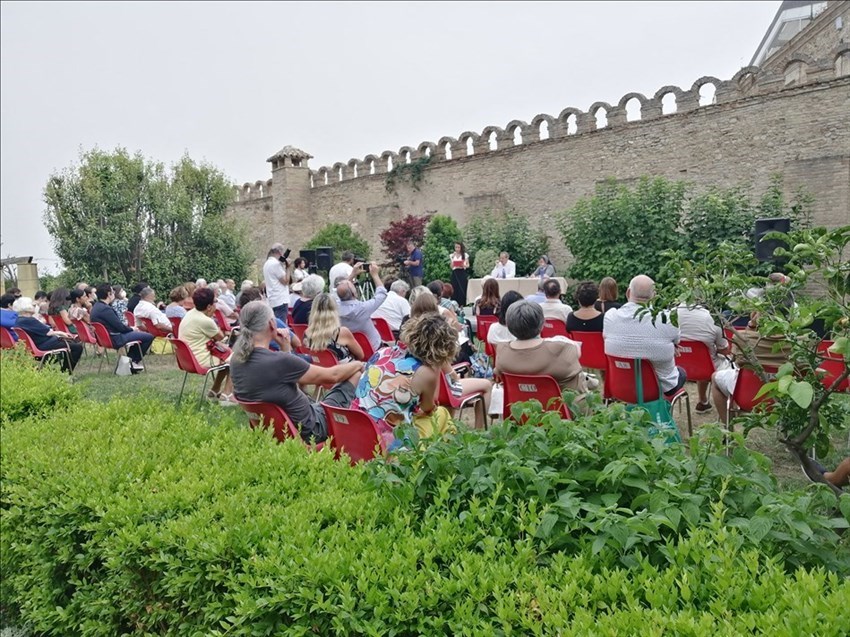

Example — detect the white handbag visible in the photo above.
[115,355,132,376]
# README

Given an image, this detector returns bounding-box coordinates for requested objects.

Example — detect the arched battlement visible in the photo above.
[363,154,382,175]
[316,167,331,186]
[835,46,850,77]
[481,125,507,151]
[505,119,529,145]
[730,66,761,96]
[347,158,363,178]
[254,180,266,198]
[530,113,555,141]
[436,136,460,160]
[380,150,398,172]
[417,141,438,160]
[458,131,481,156]
[332,162,347,183]
[616,92,650,122]
[397,146,417,164]
[588,101,613,130]
[556,107,586,136]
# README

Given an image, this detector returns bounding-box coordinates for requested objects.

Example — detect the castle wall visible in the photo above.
[231,54,850,269]
[760,1,850,74]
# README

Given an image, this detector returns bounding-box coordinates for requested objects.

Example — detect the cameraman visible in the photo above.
[263,242,292,320]
[404,240,424,287]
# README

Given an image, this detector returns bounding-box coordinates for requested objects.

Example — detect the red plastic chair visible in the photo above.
[371,317,395,344]
[352,332,376,360]
[540,319,568,338]
[91,322,144,374]
[11,327,72,372]
[567,331,607,372]
[816,358,849,393]
[322,403,386,465]
[71,319,98,366]
[169,316,182,337]
[50,313,74,333]
[475,315,498,344]
[674,340,717,383]
[124,311,136,327]
[727,366,779,431]
[296,346,339,399]
[235,399,301,443]
[436,371,485,423]
[139,316,173,339]
[214,309,235,334]
[172,338,230,406]
[1,326,18,349]
[501,372,571,421]
[605,355,692,437]
[289,323,309,342]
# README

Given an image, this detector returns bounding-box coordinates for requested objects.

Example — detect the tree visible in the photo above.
[379,214,430,264]
[43,148,251,293]
[304,223,371,262]
[423,214,462,283]
[464,210,549,278]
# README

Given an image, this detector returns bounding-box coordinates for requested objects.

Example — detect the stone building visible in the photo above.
[228,1,850,271]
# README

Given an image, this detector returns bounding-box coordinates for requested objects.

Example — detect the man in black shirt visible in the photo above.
[126,281,149,313]
[91,283,154,371]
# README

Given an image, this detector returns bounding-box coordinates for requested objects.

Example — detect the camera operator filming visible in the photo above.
[263,243,293,320]
[404,240,424,287]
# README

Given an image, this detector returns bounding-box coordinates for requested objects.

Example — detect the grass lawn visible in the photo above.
[67,343,849,491]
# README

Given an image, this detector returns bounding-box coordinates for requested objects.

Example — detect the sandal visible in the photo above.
[206,390,221,400]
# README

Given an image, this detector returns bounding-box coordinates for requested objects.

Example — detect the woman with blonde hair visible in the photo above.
[165,286,190,319]
[304,293,364,361]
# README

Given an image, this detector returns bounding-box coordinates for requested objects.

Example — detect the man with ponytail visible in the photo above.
[230,300,363,443]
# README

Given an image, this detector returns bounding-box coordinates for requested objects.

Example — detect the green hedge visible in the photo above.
[2,358,849,635]
[0,346,80,424]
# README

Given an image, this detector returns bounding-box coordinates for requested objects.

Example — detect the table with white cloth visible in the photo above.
[466,277,569,303]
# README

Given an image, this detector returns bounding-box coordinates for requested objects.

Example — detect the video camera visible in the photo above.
[278,248,291,265]
[354,256,372,270]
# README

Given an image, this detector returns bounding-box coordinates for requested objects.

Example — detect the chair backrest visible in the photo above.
[172,338,210,375]
[732,366,778,412]
[139,316,171,338]
[371,317,395,343]
[436,371,462,409]
[51,313,73,333]
[540,319,568,338]
[501,372,571,420]
[236,399,300,443]
[817,339,840,359]
[674,340,716,383]
[352,332,376,360]
[72,319,97,345]
[567,331,606,371]
[289,323,309,341]
[124,311,136,327]
[296,346,339,369]
[12,327,65,358]
[605,355,661,404]
[475,315,498,343]
[0,326,17,349]
[322,403,386,465]
[90,322,116,349]
[213,309,231,333]
[169,316,182,337]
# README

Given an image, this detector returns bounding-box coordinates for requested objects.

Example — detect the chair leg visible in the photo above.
[177,371,189,407]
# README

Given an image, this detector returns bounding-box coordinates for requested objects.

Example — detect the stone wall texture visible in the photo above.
[228,2,850,270]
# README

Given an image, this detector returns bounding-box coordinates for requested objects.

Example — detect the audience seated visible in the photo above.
[109,286,129,325]
[126,282,149,313]
[337,263,387,352]
[14,297,83,372]
[235,280,253,309]
[676,302,732,412]
[540,279,572,323]
[595,277,621,313]
[371,278,411,338]
[487,291,524,346]
[230,300,363,443]
[495,300,587,393]
[210,282,237,323]
[33,291,50,323]
[47,287,75,334]
[305,293,364,361]
[603,275,685,396]
[474,278,501,317]
[566,281,604,333]
[218,279,237,311]
[1,293,19,340]
[526,279,547,304]
[134,287,173,332]
[68,289,92,324]
[165,286,191,319]
[175,287,233,399]
[91,283,154,372]
[291,274,325,325]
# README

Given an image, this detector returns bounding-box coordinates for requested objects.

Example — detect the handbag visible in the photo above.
[627,359,682,444]
[469,350,494,380]
[206,340,232,362]
[115,355,132,376]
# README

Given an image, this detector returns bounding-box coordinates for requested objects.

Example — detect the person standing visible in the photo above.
[449,241,470,307]
[263,243,292,321]
[404,240,424,287]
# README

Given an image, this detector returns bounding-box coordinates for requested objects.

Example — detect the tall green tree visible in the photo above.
[43,148,250,292]
[304,223,371,263]
[423,214,462,283]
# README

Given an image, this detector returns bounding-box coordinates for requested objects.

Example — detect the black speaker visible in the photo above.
[299,249,317,267]
[754,217,790,262]
[315,246,334,272]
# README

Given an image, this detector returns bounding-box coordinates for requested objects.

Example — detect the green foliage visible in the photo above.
[680,185,756,256]
[422,214,462,283]
[0,347,80,424]
[43,148,250,292]
[2,357,849,634]
[472,247,498,278]
[465,210,549,278]
[304,222,371,263]
[384,155,431,193]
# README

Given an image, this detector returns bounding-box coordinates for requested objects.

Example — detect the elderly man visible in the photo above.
[218,279,237,310]
[133,287,173,333]
[677,303,732,412]
[337,262,387,352]
[491,252,516,279]
[263,243,292,321]
[526,278,547,304]
[291,274,325,325]
[540,279,572,323]
[603,274,686,396]
[371,278,411,338]
[91,283,155,371]
[328,251,355,289]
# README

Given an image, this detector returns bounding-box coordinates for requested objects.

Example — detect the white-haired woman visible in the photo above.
[291,274,325,325]
[13,297,83,372]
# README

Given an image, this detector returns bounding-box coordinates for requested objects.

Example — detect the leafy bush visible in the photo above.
[464,210,549,278]
[422,214,462,283]
[0,347,79,424]
[472,247,498,278]
[379,213,429,262]
[304,223,371,261]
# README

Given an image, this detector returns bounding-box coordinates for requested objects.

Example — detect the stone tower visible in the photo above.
[266,146,313,243]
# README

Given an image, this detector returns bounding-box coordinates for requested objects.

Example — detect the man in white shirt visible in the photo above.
[263,243,291,321]
[371,279,411,336]
[676,304,731,412]
[539,279,572,323]
[490,252,516,279]
[328,251,355,289]
[133,287,172,333]
[603,274,685,395]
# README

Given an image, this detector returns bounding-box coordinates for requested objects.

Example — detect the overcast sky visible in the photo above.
[1,1,780,274]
